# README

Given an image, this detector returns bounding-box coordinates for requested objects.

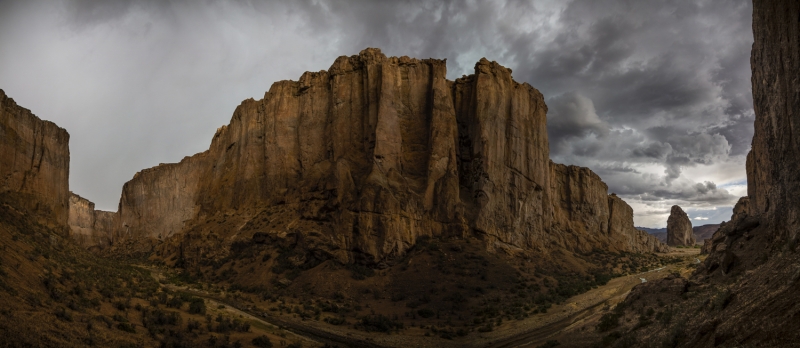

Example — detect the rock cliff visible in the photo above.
[115,153,208,243]
[68,192,115,249]
[666,205,695,246]
[702,0,799,274]
[0,89,70,228]
[110,49,666,263]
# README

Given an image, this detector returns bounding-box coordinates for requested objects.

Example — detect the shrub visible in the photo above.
[349,264,375,280]
[537,340,561,348]
[357,315,403,332]
[417,309,435,318]
[167,296,183,309]
[252,335,273,348]
[55,307,72,322]
[117,322,136,333]
[188,298,206,315]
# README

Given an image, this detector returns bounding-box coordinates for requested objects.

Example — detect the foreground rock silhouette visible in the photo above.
[603,1,800,346]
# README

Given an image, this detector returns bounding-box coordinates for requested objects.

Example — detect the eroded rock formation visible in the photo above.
[702,0,799,274]
[110,49,666,263]
[667,205,695,246]
[0,89,70,228]
[68,193,115,249]
[115,154,208,242]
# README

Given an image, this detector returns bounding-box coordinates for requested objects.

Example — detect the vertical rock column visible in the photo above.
[667,205,695,246]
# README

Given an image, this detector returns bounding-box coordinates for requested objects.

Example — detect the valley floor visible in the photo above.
[146,248,702,348]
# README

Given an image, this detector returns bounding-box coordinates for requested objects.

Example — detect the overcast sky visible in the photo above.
[0,0,753,227]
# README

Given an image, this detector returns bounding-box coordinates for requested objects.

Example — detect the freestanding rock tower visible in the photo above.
[666,205,695,246]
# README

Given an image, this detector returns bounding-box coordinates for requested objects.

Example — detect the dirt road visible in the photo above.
[479,249,701,348]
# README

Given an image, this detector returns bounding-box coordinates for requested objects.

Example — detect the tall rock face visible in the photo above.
[666,205,695,246]
[745,0,800,241]
[703,0,799,274]
[115,153,208,243]
[546,164,667,253]
[68,193,115,249]
[112,49,666,263]
[608,194,669,253]
[0,89,70,228]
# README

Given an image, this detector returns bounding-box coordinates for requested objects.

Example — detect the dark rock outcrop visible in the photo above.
[667,205,695,246]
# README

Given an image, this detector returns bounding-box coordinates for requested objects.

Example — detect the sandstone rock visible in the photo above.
[667,205,695,246]
[68,192,115,249]
[109,48,666,263]
[0,89,70,228]
[115,153,208,242]
[607,194,670,253]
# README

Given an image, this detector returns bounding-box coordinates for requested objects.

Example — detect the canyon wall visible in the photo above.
[68,192,115,249]
[112,49,666,263]
[745,0,800,240]
[115,153,208,242]
[0,89,70,228]
[703,0,799,274]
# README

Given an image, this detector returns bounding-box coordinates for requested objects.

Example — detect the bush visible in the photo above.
[117,322,136,333]
[188,298,206,314]
[357,315,403,333]
[417,308,435,318]
[349,264,375,280]
[537,340,560,348]
[252,335,273,348]
[596,304,625,333]
[167,296,183,309]
[55,307,72,322]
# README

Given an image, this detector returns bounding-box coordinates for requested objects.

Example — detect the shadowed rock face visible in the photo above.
[667,205,695,246]
[68,193,116,249]
[0,89,70,228]
[703,0,800,274]
[746,0,800,237]
[109,49,667,263]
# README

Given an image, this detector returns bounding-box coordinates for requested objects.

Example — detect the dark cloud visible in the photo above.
[0,0,752,227]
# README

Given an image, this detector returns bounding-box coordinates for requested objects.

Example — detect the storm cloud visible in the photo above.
[0,0,753,227]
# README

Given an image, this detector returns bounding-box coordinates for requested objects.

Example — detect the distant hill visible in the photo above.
[692,223,721,241]
[637,227,668,243]
[639,224,721,245]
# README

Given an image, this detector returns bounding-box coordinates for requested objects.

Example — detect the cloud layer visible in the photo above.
[0,0,753,227]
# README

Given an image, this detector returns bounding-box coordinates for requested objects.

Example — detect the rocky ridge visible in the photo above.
[666,205,695,246]
[105,49,666,264]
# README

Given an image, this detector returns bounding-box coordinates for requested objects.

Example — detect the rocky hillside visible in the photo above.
[104,49,665,267]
